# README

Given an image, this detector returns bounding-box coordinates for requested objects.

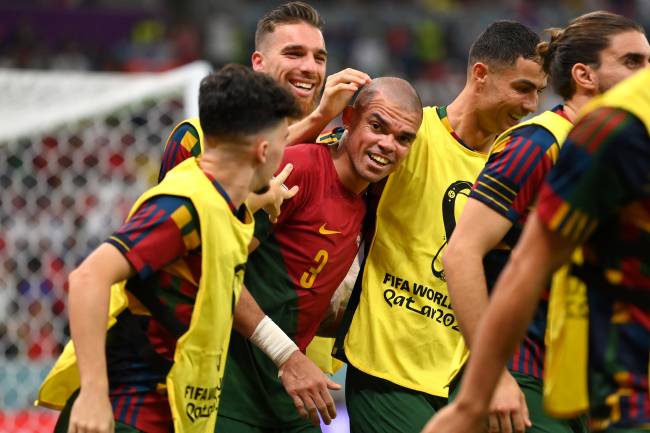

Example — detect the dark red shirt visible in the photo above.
[252,143,366,349]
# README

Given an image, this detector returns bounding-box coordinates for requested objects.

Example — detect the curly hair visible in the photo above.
[198,64,300,142]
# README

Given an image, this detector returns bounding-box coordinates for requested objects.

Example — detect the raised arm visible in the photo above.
[287,68,370,145]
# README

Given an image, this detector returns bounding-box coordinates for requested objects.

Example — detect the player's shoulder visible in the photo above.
[139,193,196,216]
[285,142,330,165]
[408,106,441,146]
[421,106,440,126]
[317,126,344,146]
[280,143,331,188]
[172,119,201,138]
[165,119,202,154]
[514,123,556,143]
[582,106,645,131]
[502,123,557,152]
[575,106,647,152]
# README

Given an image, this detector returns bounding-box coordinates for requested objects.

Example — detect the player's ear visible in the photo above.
[471,62,489,86]
[571,63,597,93]
[255,138,269,164]
[251,51,264,72]
[341,106,356,129]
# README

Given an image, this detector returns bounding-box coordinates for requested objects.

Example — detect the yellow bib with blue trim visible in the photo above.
[37,158,254,433]
[447,109,574,382]
[165,117,205,154]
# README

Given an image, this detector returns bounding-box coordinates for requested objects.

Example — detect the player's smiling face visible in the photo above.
[252,22,327,119]
[478,56,546,134]
[342,92,420,185]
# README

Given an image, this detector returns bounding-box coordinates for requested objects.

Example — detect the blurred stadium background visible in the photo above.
[0,0,643,431]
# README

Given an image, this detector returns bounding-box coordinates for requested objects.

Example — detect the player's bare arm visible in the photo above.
[233,286,341,426]
[287,68,371,145]
[444,198,530,433]
[317,256,359,337]
[422,214,576,433]
[67,243,134,433]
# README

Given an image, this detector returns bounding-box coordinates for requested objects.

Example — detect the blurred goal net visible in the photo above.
[0,61,210,433]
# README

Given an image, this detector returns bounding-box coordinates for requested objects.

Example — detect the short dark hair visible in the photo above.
[198,64,300,143]
[255,2,324,50]
[537,11,643,99]
[468,20,540,68]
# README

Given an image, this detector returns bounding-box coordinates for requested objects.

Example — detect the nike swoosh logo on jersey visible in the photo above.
[319,223,341,235]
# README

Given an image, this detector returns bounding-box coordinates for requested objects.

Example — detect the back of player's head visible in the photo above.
[198,64,300,145]
[468,21,540,69]
[537,11,643,99]
[353,77,423,123]
[255,2,324,50]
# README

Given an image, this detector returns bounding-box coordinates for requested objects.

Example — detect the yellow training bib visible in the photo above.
[37,158,254,433]
[344,106,488,396]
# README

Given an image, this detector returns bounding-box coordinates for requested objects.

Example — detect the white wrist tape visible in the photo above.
[249,316,299,367]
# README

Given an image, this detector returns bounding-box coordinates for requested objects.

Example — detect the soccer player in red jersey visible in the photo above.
[215,77,422,433]
[442,12,649,433]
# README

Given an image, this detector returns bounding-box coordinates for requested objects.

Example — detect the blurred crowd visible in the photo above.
[0,1,644,91]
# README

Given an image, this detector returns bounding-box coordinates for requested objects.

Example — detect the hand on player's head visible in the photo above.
[314,68,371,123]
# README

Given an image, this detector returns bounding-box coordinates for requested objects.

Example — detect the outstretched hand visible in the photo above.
[315,68,371,121]
[247,163,299,221]
[265,163,299,222]
[278,350,341,426]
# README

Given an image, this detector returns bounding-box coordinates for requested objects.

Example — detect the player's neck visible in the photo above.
[199,149,254,208]
[331,145,369,196]
[563,93,592,124]
[446,91,495,153]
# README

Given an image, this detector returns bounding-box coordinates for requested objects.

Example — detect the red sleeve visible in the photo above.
[469,124,557,223]
[106,195,199,279]
[158,122,202,182]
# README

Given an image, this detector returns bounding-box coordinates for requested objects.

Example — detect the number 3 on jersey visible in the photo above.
[300,249,329,289]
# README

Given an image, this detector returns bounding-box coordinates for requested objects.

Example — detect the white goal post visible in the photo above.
[0,60,210,432]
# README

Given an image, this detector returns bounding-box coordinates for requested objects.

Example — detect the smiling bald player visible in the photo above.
[216,77,423,433]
